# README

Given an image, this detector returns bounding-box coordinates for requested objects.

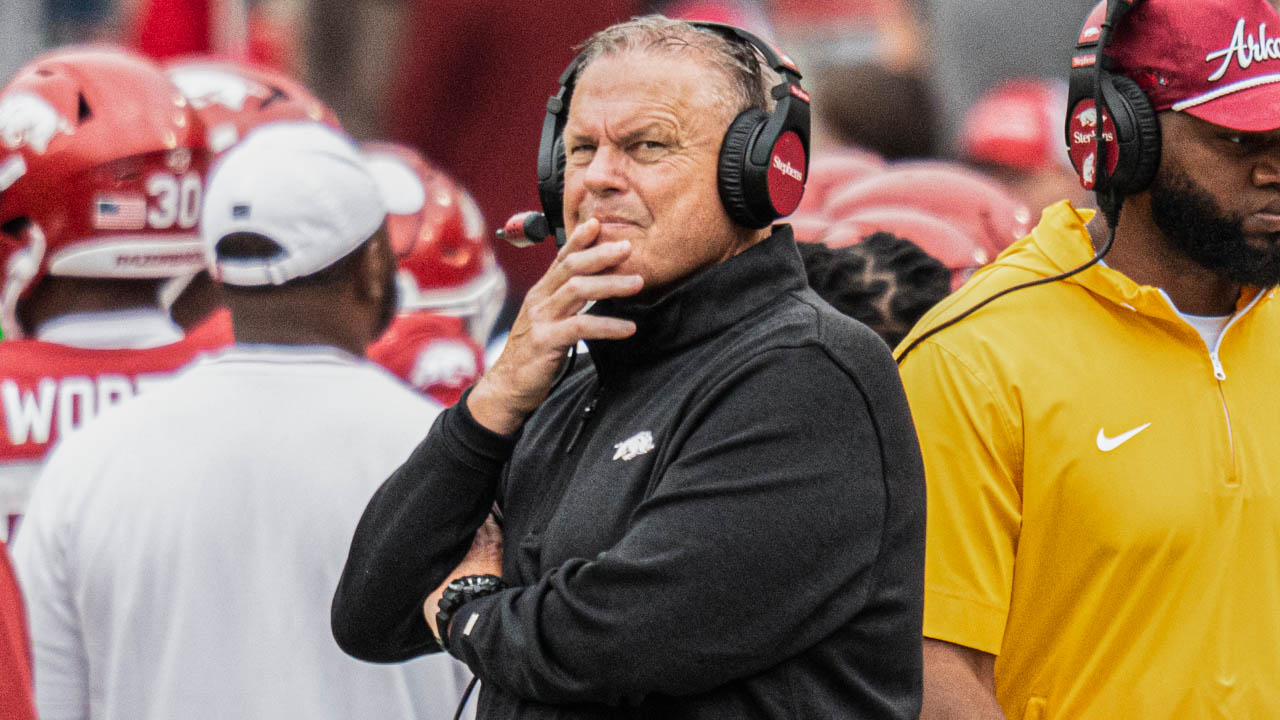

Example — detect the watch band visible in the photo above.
[435,574,506,651]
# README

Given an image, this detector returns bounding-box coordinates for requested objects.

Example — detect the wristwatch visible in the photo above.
[435,574,506,651]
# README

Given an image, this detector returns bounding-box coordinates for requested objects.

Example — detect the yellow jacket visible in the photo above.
[896,201,1280,719]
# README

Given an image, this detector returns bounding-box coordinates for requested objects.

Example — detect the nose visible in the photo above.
[1252,144,1280,188]
[581,145,628,196]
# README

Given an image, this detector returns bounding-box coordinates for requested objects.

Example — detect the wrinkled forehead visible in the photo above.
[570,48,740,126]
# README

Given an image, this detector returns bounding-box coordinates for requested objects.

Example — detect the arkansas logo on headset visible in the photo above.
[1067,100,1120,191]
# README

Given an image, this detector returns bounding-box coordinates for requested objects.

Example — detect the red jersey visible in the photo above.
[367,313,482,407]
[0,323,232,540]
[0,541,35,720]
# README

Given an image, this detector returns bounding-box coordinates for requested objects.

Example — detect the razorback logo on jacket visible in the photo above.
[612,431,655,462]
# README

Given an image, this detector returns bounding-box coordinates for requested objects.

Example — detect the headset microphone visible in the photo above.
[496,211,553,247]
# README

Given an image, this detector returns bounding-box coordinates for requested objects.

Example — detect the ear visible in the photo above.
[357,225,393,303]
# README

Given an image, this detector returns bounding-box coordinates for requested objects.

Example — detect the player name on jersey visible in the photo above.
[2,373,175,452]
[0,317,232,540]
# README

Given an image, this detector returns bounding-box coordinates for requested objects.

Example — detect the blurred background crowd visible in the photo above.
[0,0,1100,346]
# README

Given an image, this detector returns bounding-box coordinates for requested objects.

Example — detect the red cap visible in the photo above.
[1105,0,1280,131]
[960,78,1069,172]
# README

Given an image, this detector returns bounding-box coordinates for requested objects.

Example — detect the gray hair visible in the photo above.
[573,15,777,116]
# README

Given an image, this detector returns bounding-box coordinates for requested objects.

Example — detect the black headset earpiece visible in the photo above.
[898,0,1143,365]
[1066,0,1159,213]
[536,21,811,243]
[537,57,582,246]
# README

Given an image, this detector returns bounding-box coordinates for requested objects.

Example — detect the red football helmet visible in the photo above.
[0,46,211,337]
[367,313,484,407]
[787,212,835,245]
[164,58,340,154]
[823,161,1034,257]
[361,141,506,345]
[824,207,990,291]
[793,146,885,216]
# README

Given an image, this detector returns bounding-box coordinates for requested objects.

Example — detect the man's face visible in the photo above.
[1149,113,1280,287]
[561,49,749,295]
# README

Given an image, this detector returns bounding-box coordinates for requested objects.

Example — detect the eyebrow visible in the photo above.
[615,121,676,144]
[565,119,677,145]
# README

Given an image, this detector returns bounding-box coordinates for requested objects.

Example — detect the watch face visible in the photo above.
[462,575,500,591]
[437,574,506,651]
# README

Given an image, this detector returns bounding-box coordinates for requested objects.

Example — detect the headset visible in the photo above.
[1065,0,1158,218]
[896,0,1143,364]
[536,20,811,246]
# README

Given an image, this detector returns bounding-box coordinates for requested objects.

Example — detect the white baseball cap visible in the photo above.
[202,122,411,286]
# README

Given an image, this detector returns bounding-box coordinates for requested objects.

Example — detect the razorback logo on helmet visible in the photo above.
[410,339,479,392]
[0,92,73,154]
[167,67,267,111]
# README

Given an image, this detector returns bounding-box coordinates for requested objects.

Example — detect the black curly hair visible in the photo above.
[797,232,951,347]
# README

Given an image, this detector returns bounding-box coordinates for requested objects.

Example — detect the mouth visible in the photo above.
[592,215,640,227]
[1243,210,1280,235]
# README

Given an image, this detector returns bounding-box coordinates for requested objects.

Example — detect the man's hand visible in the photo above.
[424,515,505,645]
[468,218,643,435]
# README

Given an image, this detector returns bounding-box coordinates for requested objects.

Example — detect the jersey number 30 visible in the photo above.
[146,172,202,230]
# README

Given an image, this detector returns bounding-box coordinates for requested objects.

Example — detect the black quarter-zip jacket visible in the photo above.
[332,226,927,719]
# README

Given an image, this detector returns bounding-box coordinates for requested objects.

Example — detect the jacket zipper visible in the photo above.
[564,391,599,454]
[1204,291,1266,484]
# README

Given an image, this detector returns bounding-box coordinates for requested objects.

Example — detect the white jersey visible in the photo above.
[12,345,470,720]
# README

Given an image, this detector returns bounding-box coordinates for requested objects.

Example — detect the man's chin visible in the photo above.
[1217,242,1280,287]
[1242,232,1280,252]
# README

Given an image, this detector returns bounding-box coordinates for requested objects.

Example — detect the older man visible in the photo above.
[332,17,926,719]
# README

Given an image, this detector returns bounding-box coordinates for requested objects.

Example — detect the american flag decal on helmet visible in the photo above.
[93,195,147,230]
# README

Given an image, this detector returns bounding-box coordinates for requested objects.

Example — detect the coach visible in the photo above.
[332,17,926,719]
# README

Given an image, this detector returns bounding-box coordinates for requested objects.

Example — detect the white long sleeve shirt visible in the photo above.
[12,345,470,720]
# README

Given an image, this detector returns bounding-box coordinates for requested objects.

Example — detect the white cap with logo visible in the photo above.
[201,122,413,286]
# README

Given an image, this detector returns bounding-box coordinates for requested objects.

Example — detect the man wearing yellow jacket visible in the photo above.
[899,0,1280,717]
